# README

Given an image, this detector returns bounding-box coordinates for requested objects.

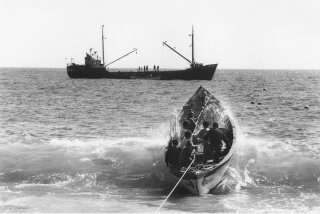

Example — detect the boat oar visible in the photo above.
[155,155,195,213]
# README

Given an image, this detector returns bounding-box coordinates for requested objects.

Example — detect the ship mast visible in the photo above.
[191,25,195,67]
[163,26,197,68]
[102,25,105,65]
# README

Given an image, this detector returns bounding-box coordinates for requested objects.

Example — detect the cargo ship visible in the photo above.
[66,26,217,80]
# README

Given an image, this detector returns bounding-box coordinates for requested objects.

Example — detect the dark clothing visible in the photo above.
[165,146,182,166]
[187,118,196,132]
[204,128,222,149]
[179,144,195,167]
[193,128,209,145]
[216,128,231,149]
[180,128,190,142]
[203,127,230,163]
[203,143,214,163]
[204,128,230,149]
[195,128,208,140]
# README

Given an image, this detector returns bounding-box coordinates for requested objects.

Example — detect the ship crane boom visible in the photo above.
[162,42,191,64]
[105,48,137,67]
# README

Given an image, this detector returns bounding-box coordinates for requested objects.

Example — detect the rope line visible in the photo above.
[155,156,195,213]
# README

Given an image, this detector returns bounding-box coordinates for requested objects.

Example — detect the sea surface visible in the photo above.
[0,68,319,213]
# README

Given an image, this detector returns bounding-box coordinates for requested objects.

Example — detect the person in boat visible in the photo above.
[179,141,196,168]
[192,121,209,145]
[180,130,192,149]
[165,139,181,167]
[186,112,196,133]
[180,120,191,142]
[192,121,210,155]
[204,122,231,163]
[217,127,231,151]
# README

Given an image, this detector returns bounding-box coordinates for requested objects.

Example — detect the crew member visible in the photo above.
[180,130,192,149]
[165,139,181,167]
[179,141,196,167]
[186,112,196,133]
[204,122,231,163]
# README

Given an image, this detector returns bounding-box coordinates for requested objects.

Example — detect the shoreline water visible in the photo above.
[0,68,319,212]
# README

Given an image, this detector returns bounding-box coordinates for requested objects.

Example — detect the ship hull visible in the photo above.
[67,64,108,78]
[67,64,217,80]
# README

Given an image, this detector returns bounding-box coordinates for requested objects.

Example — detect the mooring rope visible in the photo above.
[155,156,195,213]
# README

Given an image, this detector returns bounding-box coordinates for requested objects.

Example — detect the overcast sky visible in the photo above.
[0,0,319,69]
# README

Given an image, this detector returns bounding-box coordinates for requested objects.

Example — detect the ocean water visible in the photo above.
[0,68,319,213]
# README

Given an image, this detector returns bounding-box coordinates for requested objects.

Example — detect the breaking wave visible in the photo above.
[219,128,320,196]
[1,123,319,197]
[0,125,174,194]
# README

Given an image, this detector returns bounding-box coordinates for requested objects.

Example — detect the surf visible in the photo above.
[0,120,319,196]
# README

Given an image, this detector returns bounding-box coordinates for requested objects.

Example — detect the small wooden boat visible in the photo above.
[166,86,236,195]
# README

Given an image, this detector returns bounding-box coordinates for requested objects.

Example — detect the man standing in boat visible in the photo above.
[193,121,209,144]
[192,121,210,153]
[179,141,196,167]
[165,139,181,167]
[186,112,196,132]
[180,130,192,149]
[204,122,230,163]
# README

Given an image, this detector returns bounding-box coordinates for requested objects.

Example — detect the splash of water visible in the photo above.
[1,117,319,198]
[0,124,174,194]
[224,127,320,194]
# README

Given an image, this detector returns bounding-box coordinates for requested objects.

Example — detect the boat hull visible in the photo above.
[169,152,234,195]
[66,64,217,80]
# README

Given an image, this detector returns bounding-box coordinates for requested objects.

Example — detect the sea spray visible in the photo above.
[226,128,320,193]
[0,124,173,193]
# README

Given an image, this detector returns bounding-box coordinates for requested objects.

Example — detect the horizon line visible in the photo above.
[0,66,319,71]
